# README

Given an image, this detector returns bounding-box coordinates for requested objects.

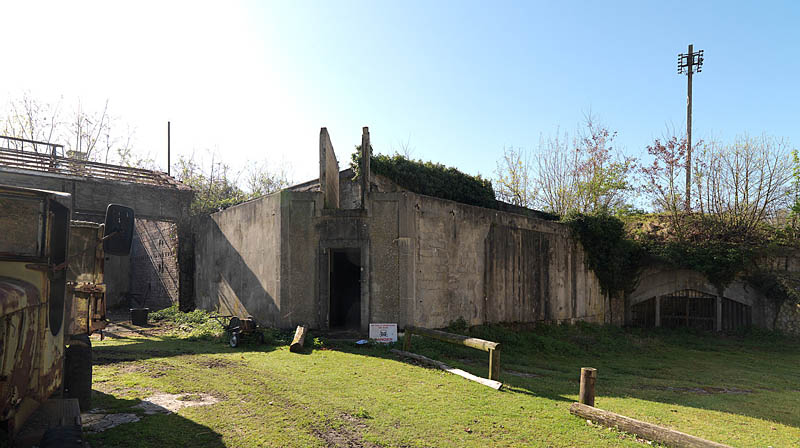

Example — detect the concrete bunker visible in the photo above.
[194,127,611,331]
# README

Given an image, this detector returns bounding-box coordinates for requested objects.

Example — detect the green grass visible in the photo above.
[87,322,800,447]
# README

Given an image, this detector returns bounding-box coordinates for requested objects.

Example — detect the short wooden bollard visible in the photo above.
[488,347,500,381]
[579,367,597,406]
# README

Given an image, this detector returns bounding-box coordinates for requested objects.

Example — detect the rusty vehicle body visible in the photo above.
[0,185,71,438]
[0,184,133,445]
[66,222,108,338]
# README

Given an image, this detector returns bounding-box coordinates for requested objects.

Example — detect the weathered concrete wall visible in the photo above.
[368,195,402,325]
[124,219,178,310]
[0,169,191,221]
[194,182,607,331]
[319,128,339,209]
[408,194,606,329]
[194,193,282,326]
[339,171,362,209]
[280,191,323,327]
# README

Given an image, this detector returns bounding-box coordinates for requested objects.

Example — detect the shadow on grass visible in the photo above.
[92,333,285,366]
[86,391,225,448]
[324,325,800,429]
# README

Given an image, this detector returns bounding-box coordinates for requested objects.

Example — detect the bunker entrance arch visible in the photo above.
[631,288,752,331]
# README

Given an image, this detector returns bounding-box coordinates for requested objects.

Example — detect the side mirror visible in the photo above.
[103,204,135,256]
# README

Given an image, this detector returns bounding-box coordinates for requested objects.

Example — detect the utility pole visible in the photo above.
[677,44,704,210]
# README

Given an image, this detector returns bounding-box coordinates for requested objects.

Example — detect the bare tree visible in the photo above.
[2,93,138,166]
[392,134,415,159]
[1,92,63,153]
[696,134,794,236]
[245,161,291,197]
[496,115,634,215]
[66,99,109,161]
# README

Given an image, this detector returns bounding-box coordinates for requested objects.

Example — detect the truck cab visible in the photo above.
[0,184,133,445]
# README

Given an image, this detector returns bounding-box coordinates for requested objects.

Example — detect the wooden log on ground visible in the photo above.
[405,326,499,351]
[290,325,308,353]
[579,367,596,406]
[569,403,733,448]
[390,349,502,390]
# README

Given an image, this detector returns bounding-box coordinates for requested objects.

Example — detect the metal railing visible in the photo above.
[0,135,188,189]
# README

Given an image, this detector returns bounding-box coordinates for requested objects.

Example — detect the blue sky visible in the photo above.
[1,1,798,183]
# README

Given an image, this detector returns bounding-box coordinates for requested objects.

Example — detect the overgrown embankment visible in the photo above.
[563,211,800,318]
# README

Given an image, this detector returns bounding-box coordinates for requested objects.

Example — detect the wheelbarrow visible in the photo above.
[211,315,264,347]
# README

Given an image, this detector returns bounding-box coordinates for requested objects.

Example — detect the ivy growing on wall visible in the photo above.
[568,211,799,304]
[563,212,644,296]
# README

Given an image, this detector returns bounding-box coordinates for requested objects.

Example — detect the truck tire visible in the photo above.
[64,334,92,412]
[39,424,84,448]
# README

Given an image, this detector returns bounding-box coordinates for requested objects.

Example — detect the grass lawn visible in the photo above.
[87,319,800,448]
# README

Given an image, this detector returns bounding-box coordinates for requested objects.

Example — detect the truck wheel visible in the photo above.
[229,332,239,347]
[39,424,83,448]
[64,334,92,412]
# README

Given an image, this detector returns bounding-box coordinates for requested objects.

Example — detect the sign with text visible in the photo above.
[369,323,398,343]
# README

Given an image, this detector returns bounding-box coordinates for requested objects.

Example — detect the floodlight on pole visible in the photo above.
[677,44,703,210]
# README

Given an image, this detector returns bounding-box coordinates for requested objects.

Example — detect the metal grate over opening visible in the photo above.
[630,289,751,332]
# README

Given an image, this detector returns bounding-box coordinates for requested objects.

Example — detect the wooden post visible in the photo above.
[655,296,661,327]
[570,403,732,448]
[290,325,308,353]
[399,326,500,386]
[579,367,597,406]
[403,328,412,352]
[488,347,501,381]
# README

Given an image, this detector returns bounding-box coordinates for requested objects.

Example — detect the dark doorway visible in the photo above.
[330,249,361,329]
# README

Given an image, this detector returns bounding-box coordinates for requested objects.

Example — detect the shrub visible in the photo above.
[351,149,497,209]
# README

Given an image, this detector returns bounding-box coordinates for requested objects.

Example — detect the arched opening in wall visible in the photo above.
[630,289,752,331]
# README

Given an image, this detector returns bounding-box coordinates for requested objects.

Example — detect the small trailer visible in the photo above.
[211,315,264,347]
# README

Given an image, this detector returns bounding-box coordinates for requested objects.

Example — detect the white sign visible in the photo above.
[369,323,398,343]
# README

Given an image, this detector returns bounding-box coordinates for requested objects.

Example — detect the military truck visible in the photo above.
[0,184,133,446]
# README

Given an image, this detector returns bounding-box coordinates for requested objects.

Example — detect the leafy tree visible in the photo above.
[245,161,290,197]
[175,154,292,216]
[494,146,536,208]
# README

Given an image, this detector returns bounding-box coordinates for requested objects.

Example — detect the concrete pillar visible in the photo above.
[177,217,195,311]
[655,296,661,327]
[360,127,371,210]
[715,296,722,332]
